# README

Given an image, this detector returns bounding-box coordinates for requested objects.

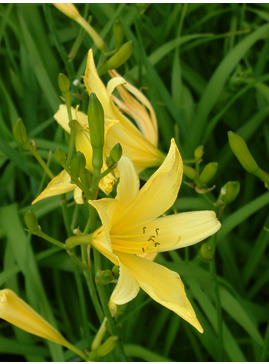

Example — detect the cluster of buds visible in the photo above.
[183,145,218,194]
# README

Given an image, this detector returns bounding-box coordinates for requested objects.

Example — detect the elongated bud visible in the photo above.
[24,210,41,235]
[194,145,204,161]
[110,143,122,163]
[0,289,68,346]
[98,40,133,75]
[95,270,114,285]
[199,162,218,185]
[183,164,198,180]
[88,93,104,170]
[69,152,86,178]
[218,181,240,205]
[54,148,66,165]
[106,156,115,169]
[228,131,259,174]
[13,119,30,149]
[95,336,118,358]
[58,73,70,94]
[54,3,80,19]
[113,18,124,50]
[199,242,215,262]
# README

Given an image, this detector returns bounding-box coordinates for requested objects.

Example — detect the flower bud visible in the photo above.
[228,131,259,174]
[0,289,68,346]
[113,18,124,50]
[95,336,118,358]
[199,162,218,185]
[194,145,204,161]
[110,143,122,163]
[24,210,41,235]
[69,152,86,179]
[106,156,115,169]
[54,3,80,20]
[54,148,66,165]
[183,164,198,180]
[98,40,133,75]
[112,265,119,278]
[88,93,104,170]
[58,73,70,94]
[218,181,240,205]
[95,270,114,285]
[199,242,215,262]
[13,118,30,149]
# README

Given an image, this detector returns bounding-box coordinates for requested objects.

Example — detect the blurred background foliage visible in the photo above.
[0,3,269,361]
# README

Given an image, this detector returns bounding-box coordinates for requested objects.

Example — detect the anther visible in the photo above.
[142,248,145,252]
[143,227,146,234]
[148,235,155,242]
[155,228,159,235]
[154,242,160,247]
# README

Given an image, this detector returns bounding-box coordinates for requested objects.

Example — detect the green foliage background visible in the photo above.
[0,3,269,361]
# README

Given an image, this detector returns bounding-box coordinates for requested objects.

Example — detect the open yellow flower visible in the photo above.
[32,49,164,205]
[90,139,221,333]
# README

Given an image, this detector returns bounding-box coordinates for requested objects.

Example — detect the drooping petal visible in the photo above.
[113,139,182,233]
[32,170,75,204]
[116,156,139,209]
[90,198,118,237]
[110,261,140,305]
[74,186,84,204]
[129,210,221,253]
[117,252,203,333]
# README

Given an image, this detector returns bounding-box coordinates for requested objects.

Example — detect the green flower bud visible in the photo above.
[110,143,122,163]
[183,164,198,180]
[95,270,114,285]
[199,242,215,262]
[24,210,41,235]
[112,265,120,278]
[69,152,86,178]
[80,169,92,189]
[228,131,259,174]
[58,73,70,94]
[95,336,118,358]
[113,18,124,50]
[54,148,66,165]
[106,156,115,169]
[194,145,204,161]
[218,181,240,205]
[88,93,104,170]
[98,40,134,75]
[13,119,30,149]
[199,162,218,185]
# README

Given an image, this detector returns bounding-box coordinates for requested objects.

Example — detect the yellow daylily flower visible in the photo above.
[90,139,221,333]
[32,49,164,205]
[0,289,69,346]
[84,49,165,171]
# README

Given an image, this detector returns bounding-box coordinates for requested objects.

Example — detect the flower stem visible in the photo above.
[31,148,54,179]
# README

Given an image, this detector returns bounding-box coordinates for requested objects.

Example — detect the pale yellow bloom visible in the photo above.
[32,49,164,205]
[0,289,68,345]
[90,139,221,333]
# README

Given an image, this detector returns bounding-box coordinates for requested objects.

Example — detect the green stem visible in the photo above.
[209,238,223,361]
[93,248,128,361]
[63,339,89,362]
[31,149,54,179]
[66,120,75,165]
[37,230,65,249]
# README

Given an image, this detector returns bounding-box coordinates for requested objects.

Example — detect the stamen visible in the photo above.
[155,228,159,235]
[148,235,155,242]
[143,227,146,234]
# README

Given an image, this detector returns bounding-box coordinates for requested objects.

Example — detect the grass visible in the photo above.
[0,3,269,362]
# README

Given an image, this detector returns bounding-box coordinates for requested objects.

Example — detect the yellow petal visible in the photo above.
[74,186,84,204]
[116,156,139,210]
[113,139,182,233]
[107,77,126,97]
[110,261,140,305]
[32,170,75,204]
[135,210,221,252]
[117,253,203,333]
[92,226,117,265]
[0,289,68,345]
[84,49,114,119]
[54,104,88,133]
